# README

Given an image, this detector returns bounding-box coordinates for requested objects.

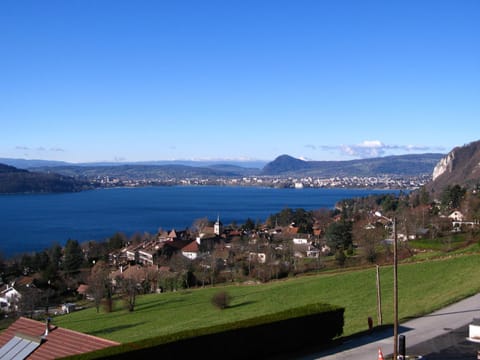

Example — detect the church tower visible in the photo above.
[214,215,223,236]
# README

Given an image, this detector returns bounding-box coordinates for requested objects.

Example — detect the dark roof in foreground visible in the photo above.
[0,317,120,360]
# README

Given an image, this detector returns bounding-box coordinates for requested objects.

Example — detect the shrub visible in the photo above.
[211,291,231,310]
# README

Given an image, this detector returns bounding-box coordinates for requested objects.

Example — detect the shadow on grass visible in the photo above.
[228,300,257,309]
[135,297,186,312]
[89,322,146,336]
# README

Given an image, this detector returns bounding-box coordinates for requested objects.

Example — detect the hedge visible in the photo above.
[63,303,344,359]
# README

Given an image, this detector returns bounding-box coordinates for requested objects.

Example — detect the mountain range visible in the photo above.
[1,153,444,178]
[0,153,445,194]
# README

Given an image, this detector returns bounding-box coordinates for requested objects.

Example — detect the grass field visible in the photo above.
[52,253,480,344]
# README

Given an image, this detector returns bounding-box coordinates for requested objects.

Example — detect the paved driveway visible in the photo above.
[298,293,480,360]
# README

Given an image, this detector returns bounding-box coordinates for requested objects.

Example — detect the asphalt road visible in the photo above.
[298,293,480,360]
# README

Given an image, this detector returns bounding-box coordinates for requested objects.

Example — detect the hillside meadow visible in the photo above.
[52,253,480,344]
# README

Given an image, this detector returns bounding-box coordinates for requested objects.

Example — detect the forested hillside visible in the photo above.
[0,163,91,194]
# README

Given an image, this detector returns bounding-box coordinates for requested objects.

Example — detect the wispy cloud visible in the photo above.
[15,146,66,154]
[310,140,445,159]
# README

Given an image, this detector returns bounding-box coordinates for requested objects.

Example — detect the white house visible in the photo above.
[181,241,199,260]
[449,211,465,222]
[0,286,21,312]
[249,252,266,264]
[293,238,309,245]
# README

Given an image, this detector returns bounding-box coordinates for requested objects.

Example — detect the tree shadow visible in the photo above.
[228,300,257,309]
[89,322,145,336]
[135,297,186,312]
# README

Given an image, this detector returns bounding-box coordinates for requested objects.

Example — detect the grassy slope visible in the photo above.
[53,254,480,344]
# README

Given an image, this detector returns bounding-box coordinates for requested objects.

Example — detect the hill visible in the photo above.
[262,153,444,177]
[0,163,91,194]
[29,163,259,180]
[429,140,480,193]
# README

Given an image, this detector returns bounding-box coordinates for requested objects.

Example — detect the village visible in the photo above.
[1,184,479,317]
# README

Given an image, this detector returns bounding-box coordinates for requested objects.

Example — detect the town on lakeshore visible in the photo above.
[94,174,432,190]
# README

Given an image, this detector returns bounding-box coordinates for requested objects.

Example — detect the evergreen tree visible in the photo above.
[63,239,84,274]
[325,221,353,250]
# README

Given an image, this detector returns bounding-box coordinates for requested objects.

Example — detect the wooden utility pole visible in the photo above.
[393,217,398,360]
[376,265,382,325]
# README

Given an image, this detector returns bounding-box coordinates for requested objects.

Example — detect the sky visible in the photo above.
[1,0,479,163]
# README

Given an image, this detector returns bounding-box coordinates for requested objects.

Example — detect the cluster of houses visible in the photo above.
[107,216,328,268]
[96,210,480,294]
[99,216,331,291]
[2,209,478,316]
[109,217,226,267]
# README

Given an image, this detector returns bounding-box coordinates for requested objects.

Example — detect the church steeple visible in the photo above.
[214,214,222,236]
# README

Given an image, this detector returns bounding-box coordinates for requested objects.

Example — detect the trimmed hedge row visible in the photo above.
[64,303,344,359]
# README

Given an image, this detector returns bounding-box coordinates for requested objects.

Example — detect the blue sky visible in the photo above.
[1,1,479,163]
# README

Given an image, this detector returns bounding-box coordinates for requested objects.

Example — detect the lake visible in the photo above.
[0,186,398,257]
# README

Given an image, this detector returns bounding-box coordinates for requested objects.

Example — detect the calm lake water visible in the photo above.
[0,186,397,257]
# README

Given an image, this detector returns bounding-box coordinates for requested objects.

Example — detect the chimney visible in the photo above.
[44,317,51,336]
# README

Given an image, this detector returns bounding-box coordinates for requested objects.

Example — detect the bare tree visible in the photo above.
[116,268,145,312]
[19,286,42,318]
[87,260,110,313]
[192,217,210,234]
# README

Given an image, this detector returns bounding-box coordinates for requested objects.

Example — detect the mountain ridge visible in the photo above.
[428,140,480,193]
[262,153,444,177]
[0,164,91,194]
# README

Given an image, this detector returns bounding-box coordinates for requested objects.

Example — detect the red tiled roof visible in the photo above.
[76,284,89,294]
[181,241,199,253]
[0,317,119,360]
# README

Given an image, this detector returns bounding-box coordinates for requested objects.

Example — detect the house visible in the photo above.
[110,265,148,286]
[321,244,331,255]
[61,303,76,314]
[0,317,119,359]
[181,241,199,260]
[293,238,309,245]
[138,248,157,266]
[0,286,21,312]
[249,252,266,264]
[287,223,299,234]
[449,210,465,222]
[76,284,90,299]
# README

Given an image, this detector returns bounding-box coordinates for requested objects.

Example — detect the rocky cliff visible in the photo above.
[428,140,480,194]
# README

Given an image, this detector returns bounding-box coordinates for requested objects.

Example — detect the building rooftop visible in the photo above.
[0,317,119,360]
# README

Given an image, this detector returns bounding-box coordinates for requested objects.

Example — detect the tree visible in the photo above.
[325,221,353,250]
[192,217,209,233]
[353,220,384,264]
[107,232,127,250]
[334,249,346,266]
[117,274,142,312]
[88,260,110,313]
[18,286,42,318]
[243,218,256,231]
[48,242,63,272]
[441,185,466,211]
[63,239,84,274]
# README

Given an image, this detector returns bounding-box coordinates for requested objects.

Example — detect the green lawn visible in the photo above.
[53,254,480,344]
